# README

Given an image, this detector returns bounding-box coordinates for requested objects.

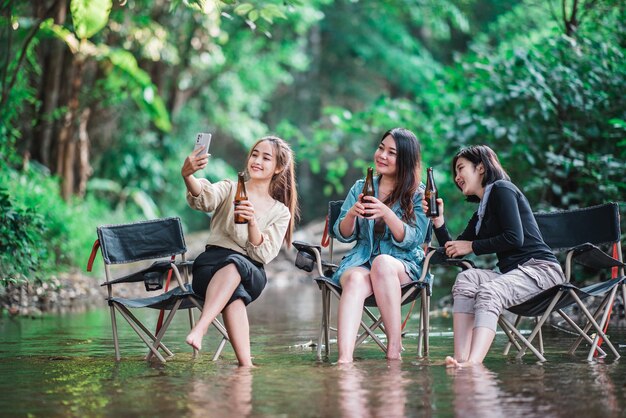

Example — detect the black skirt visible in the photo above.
[191,246,267,306]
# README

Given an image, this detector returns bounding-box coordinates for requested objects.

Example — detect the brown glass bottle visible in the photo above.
[234,172,248,224]
[361,167,375,218]
[425,167,439,218]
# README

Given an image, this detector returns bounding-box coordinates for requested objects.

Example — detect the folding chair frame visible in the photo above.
[499,203,625,362]
[91,217,230,363]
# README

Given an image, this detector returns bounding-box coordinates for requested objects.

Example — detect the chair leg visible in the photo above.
[324,286,331,359]
[569,295,609,353]
[569,289,621,360]
[212,337,228,361]
[417,293,424,358]
[423,292,430,356]
[499,317,524,354]
[146,300,182,361]
[558,310,607,357]
[503,315,522,355]
[499,316,546,362]
[115,305,168,363]
[115,304,174,357]
[188,297,230,360]
[317,286,328,361]
[109,304,121,361]
[515,292,562,359]
[355,315,387,352]
[537,318,544,354]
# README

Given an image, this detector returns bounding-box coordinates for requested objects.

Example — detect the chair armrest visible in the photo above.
[566,243,626,270]
[293,240,332,277]
[426,247,475,270]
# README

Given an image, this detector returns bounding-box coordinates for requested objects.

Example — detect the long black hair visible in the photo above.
[379,128,421,224]
[452,145,510,203]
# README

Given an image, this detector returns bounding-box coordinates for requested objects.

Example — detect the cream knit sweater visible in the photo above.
[186,179,290,264]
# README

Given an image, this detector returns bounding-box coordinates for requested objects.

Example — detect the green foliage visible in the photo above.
[70,0,113,39]
[0,164,132,286]
[102,48,172,131]
[0,188,47,286]
[436,4,626,210]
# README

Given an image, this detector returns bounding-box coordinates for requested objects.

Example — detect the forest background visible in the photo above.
[1,0,625,288]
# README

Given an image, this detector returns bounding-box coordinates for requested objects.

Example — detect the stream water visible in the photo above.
[1,280,625,417]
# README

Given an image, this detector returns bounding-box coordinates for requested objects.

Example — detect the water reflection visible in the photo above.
[447,365,504,418]
[587,362,620,418]
[337,361,411,418]
[188,367,253,418]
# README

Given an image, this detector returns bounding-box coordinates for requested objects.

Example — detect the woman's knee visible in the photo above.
[340,271,371,295]
[474,286,505,314]
[216,263,241,281]
[370,255,396,275]
[451,270,479,297]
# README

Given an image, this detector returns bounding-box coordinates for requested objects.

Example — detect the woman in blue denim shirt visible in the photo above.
[333,128,429,363]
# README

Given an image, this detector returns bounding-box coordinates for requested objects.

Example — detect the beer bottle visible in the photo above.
[361,167,375,218]
[425,167,439,218]
[234,172,248,224]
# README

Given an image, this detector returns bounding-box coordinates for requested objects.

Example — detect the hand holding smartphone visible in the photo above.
[194,133,212,155]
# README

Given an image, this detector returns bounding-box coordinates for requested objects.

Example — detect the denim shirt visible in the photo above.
[330,177,429,285]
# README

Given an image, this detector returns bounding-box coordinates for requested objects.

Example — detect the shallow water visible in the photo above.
[1,280,625,417]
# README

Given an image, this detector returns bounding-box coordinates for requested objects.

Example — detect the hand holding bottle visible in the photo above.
[422,197,445,228]
[361,195,390,220]
[234,172,249,224]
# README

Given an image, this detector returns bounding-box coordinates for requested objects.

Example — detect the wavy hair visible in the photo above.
[378,128,421,224]
[247,136,300,246]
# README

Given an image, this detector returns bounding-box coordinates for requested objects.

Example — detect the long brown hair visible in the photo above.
[379,128,421,224]
[247,136,300,246]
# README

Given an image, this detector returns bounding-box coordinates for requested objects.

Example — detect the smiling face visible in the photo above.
[247,140,280,180]
[454,157,485,198]
[374,135,398,178]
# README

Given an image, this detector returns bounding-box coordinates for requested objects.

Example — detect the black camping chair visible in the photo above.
[293,200,474,360]
[499,202,626,362]
[87,217,229,363]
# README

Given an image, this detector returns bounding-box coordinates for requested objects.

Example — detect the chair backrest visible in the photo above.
[534,202,621,250]
[97,217,187,265]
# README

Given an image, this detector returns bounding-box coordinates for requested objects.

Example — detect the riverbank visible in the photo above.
[0,221,330,317]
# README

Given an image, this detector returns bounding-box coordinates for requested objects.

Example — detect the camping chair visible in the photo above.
[293,200,474,361]
[86,217,229,363]
[499,202,626,362]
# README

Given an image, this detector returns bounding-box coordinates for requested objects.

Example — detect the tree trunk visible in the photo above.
[34,0,67,167]
[56,54,84,201]
[76,107,92,198]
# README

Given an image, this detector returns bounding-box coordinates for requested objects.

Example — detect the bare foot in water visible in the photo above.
[445,356,478,368]
[445,356,460,368]
[186,328,204,351]
[386,353,402,361]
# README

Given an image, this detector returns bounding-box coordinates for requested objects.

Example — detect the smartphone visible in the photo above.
[194,133,212,155]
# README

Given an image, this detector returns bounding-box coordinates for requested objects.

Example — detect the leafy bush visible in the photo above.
[0,188,47,286]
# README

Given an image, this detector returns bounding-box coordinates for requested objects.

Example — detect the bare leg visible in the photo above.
[448,326,496,368]
[369,255,411,360]
[463,327,496,365]
[452,312,475,362]
[186,264,241,351]
[222,299,254,367]
[337,268,373,364]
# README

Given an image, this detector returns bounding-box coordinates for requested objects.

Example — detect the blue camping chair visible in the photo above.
[87,217,229,363]
[293,200,474,360]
